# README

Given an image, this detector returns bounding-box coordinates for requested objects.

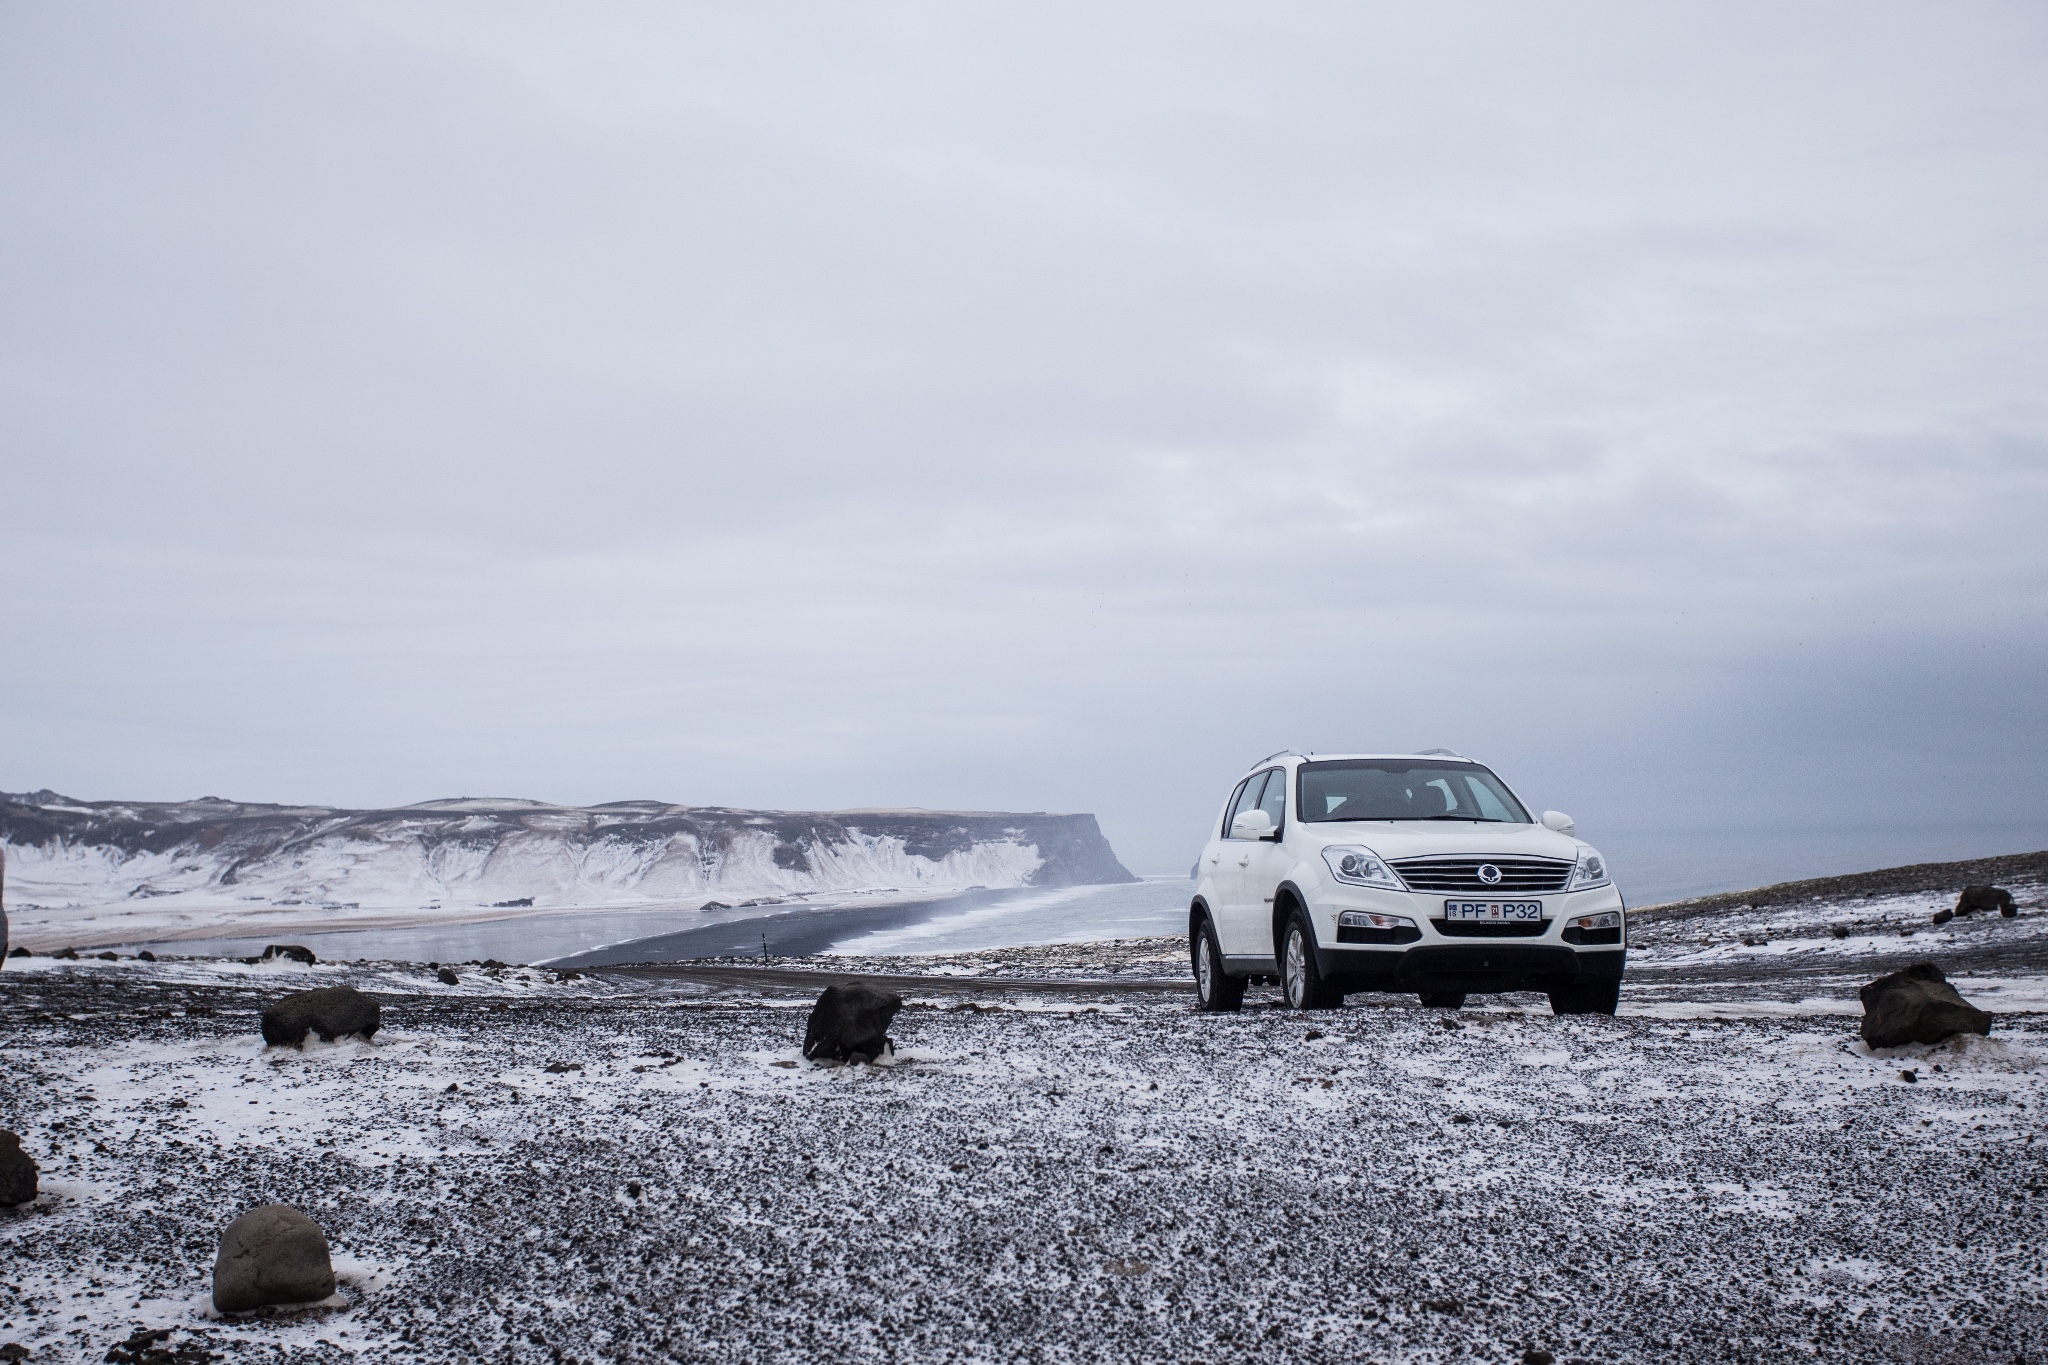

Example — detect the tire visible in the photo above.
[1418,991,1466,1009]
[1280,912,1343,1010]
[1548,980,1620,1016]
[1191,916,1246,1013]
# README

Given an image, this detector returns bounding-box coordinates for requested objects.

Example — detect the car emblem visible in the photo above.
[1477,864,1502,885]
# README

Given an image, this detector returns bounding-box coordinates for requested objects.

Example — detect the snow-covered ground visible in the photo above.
[5,887,2047,1365]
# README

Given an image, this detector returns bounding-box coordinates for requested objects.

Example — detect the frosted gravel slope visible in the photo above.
[3,959,2045,1364]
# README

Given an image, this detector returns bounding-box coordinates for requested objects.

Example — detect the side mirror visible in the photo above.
[1231,809,1276,840]
[1541,810,1576,837]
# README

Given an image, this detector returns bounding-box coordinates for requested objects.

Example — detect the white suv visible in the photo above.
[1189,751,1626,1015]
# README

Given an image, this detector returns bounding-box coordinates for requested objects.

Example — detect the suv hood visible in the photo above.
[1296,821,1586,863]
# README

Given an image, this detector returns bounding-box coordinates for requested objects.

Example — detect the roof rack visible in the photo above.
[1254,749,1306,766]
[1416,747,1465,758]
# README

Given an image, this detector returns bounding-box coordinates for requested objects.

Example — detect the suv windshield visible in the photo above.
[1298,759,1532,824]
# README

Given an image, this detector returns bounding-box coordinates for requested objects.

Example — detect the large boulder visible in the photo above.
[1859,962,1993,1048]
[261,945,317,965]
[1954,885,2017,918]
[802,981,903,1064]
[212,1204,336,1312]
[0,1130,37,1206]
[261,986,380,1047]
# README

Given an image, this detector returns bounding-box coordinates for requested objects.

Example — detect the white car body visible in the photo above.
[1190,752,1626,1010]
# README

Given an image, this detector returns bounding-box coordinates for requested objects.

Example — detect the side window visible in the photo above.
[1226,772,1269,836]
[1220,777,1252,837]
[1257,768,1287,827]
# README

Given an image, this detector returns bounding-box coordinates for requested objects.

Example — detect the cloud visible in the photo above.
[1,2,2044,873]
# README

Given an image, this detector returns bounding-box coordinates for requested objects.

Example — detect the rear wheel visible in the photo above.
[1280,913,1343,1010]
[1417,991,1466,1009]
[1191,916,1245,1013]
[1548,980,1620,1016]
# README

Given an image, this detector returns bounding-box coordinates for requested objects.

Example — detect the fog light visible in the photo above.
[1566,911,1622,932]
[1339,911,1416,931]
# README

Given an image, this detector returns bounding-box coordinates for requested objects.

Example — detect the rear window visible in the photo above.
[1298,760,1531,824]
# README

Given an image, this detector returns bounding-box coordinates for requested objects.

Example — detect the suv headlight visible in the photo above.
[1567,850,1611,891]
[1321,845,1402,890]
[1565,910,1622,932]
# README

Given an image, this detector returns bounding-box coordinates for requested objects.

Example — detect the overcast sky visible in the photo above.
[3,2,2045,874]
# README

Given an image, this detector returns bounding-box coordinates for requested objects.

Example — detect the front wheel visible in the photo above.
[1191,916,1246,1013]
[1280,913,1343,1010]
[1548,980,1620,1016]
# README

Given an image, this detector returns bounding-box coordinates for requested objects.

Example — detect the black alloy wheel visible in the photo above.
[1191,916,1246,1013]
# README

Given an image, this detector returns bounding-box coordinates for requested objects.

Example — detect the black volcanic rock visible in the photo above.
[0,1130,36,1206]
[803,982,903,1065]
[1859,963,1992,1048]
[212,1204,336,1312]
[261,944,317,965]
[1954,885,2015,917]
[261,986,381,1047]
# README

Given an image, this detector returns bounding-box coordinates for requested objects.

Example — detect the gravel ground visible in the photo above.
[5,938,2047,1365]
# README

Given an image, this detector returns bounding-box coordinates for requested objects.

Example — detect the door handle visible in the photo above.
[1208,854,1219,864]
[1236,854,1250,867]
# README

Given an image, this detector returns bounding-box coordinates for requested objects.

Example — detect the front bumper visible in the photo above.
[1315,941,1625,992]
[1309,883,1628,992]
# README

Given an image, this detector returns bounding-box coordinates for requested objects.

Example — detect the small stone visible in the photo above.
[437,968,459,986]
[1899,1069,1918,1083]
[262,945,317,965]
[543,1061,583,1073]
[6,946,28,958]
[1304,1029,1324,1041]
[212,1204,336,1312]
[1831,925,1850,939]
[0,1343,27,1361]
[1422,1297,1462,1314]
[95,951,118,961]
[1523,1351,1556,1365]
[626,1181,642,1198]
[1932,908,1954,926]
[138,950,156,962]
[260,986,381,1047]
[0,1130,39,1206]
[53,947,78,960]
[105,1328,173,1363]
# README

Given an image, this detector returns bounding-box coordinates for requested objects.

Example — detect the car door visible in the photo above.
[1213,770,1278,957]
[1200,774,1252,923]
[1241,764,1295,950]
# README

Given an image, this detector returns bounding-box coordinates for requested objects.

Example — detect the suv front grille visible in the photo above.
[1389,856,1574,893]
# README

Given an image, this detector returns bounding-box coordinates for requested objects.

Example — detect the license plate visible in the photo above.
[1443,900,1543,922]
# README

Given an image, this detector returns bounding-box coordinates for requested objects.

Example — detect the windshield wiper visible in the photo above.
[1421,815,1506,821]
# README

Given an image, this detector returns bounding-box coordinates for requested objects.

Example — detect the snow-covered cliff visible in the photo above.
[0,790,1136,949]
